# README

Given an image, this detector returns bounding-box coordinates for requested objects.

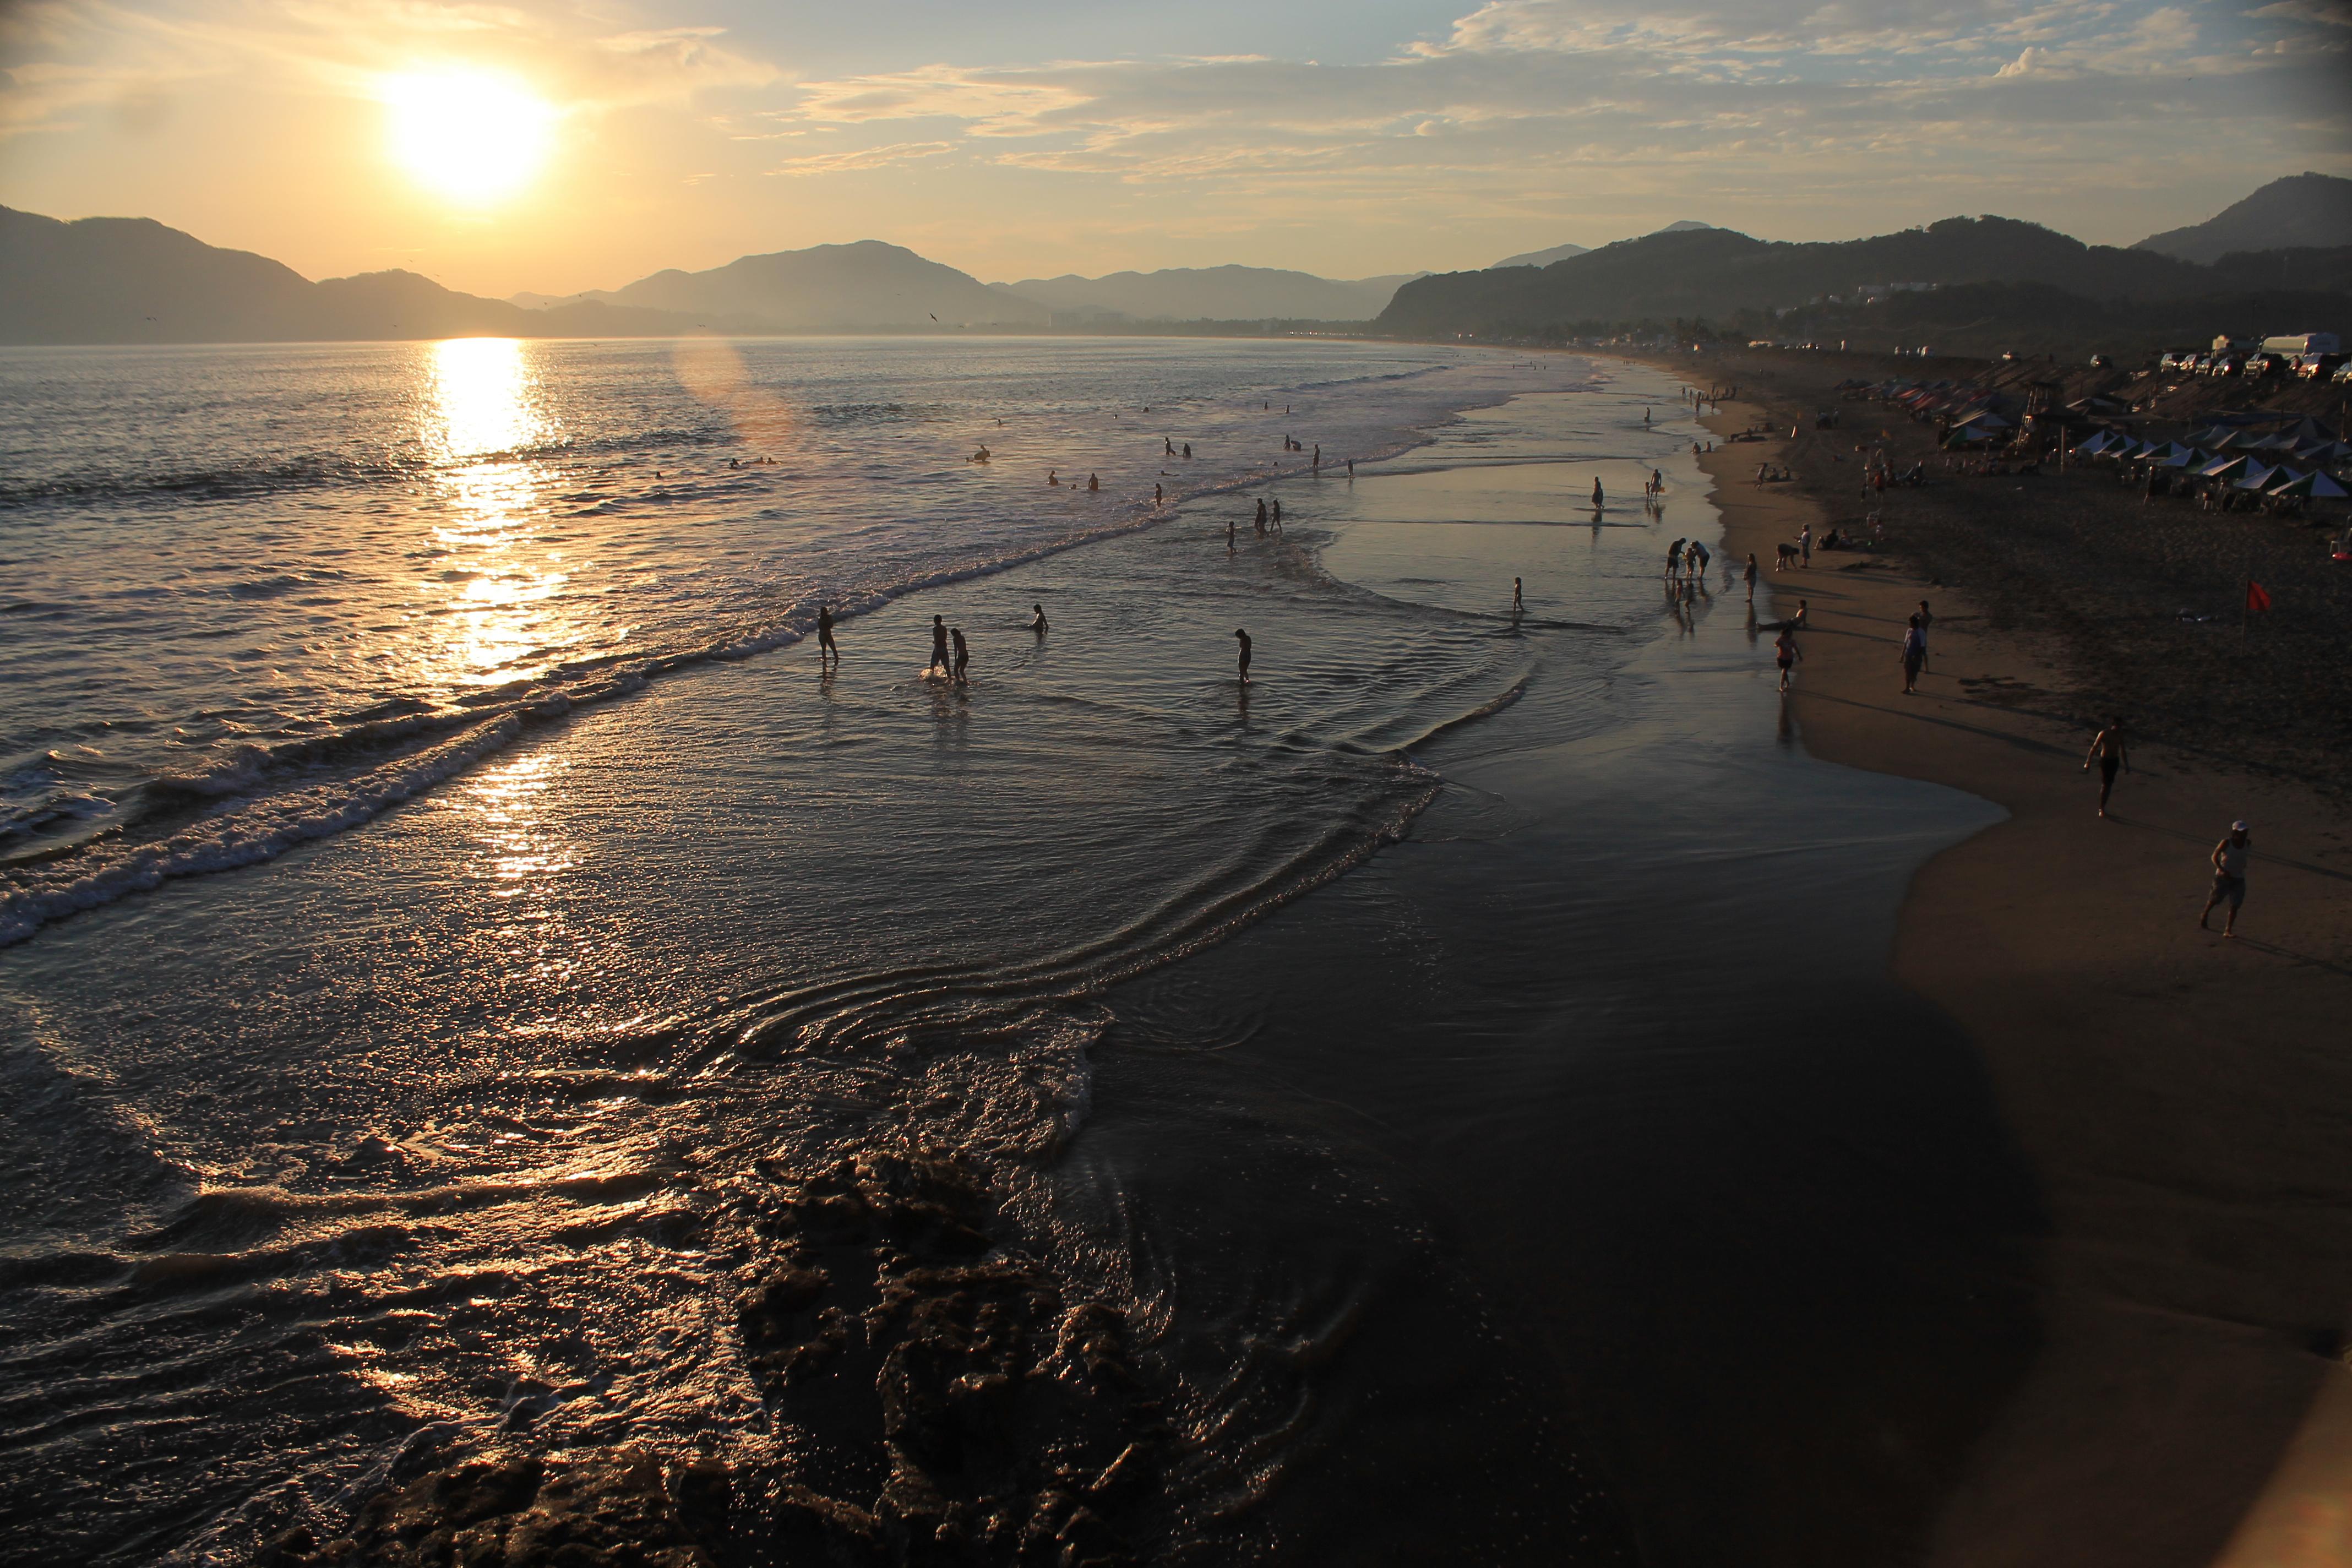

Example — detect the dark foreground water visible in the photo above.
[0,344,2035,1565]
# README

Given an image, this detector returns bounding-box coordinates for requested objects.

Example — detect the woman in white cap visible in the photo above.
[2199,820,2252,937]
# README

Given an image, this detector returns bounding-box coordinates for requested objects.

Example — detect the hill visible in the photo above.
[1379,216,2238,337]
[0,205,693,344]
[2133,173,2352,265]
[564,241,1047,330]
[1490,242,1589,270]
[987,265,1417,323]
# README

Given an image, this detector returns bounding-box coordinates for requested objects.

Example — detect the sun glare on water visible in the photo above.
[383,69,555,205]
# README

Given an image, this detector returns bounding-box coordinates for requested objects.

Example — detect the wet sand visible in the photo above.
[1694,396,2352,1567]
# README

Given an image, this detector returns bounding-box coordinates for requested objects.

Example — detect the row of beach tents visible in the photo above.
[2073,428,2351,500]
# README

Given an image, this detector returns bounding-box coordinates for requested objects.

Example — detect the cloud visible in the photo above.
[767,139,955,176]
[0,0,778,139]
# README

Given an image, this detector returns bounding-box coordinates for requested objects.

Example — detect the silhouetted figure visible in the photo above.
[1255,498,1267,535]
[951,627,970,683]
[1088,473,1099,492]
[1313,444,1321,469]
[818,604,838,663]
[2084,718,2130,817]
[1155,483,1163,506]
[1166,438,1174,456]
[1234,628,1252,683]
[1271,498,1282,530]
[1512,576,1523,613]
[929,615,950,676]
[1183,443,1192,459]
[1030,603,1048,634]
[1591,477,1604,509]
[1048,470,1059,487]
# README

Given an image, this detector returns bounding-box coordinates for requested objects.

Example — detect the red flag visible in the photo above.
[2246,581,2272,613]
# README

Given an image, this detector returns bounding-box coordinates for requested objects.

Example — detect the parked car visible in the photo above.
[2336,359,2352,385]
[2243,353,2286,378]
[2209,355,2243,377]
[2089,353,2113,368]
[2296,353,2345,380]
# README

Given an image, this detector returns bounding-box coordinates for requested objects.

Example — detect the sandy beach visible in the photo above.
[1692,386,2352,1568]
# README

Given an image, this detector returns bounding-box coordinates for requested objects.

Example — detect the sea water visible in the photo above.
[0,339,2010,1564]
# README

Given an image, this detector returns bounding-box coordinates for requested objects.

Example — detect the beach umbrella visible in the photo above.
[2268,470,2350,499]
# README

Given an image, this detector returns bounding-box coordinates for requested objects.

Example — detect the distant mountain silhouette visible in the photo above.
[0,205,692,344]
[548,241,1048,330]
[987,266,1420,323]
[1489,242,1589,270]
[1382,215,2251,336]
[2133,174,2352,265]
[1491,222,1712,271]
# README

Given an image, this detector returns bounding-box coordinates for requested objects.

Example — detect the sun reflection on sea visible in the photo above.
[415,338,586,689]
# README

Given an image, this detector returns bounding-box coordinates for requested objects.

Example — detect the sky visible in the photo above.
[1,0,2348,298]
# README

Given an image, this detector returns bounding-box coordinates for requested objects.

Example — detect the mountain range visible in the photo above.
[1378,178,2352,357]
[2132,172,2352,265]
[6,176,2349,349]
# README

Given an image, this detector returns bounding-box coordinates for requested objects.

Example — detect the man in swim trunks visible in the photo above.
[929,615,951,676]
[1774,626,1801,692]
[951,626,970,683]
[2199,820,2251,936]
[1665,539,1685,579]
[1234,628,1252,683]
[2083,718,2129,817]
[817,604,838,664]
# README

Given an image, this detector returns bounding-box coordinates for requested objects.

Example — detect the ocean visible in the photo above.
[0,337,2019,1565]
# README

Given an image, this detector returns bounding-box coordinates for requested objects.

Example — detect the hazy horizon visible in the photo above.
[3,0,2349,303]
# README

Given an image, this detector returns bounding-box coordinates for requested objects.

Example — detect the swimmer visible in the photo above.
[1029,603,1048,634]
[1234,628,1252,683]
[1048,470,1059,487]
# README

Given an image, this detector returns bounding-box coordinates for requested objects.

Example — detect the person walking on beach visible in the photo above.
[929,614,951,676]
[1271,498,1283,531]
[1792,599,1808,629]
[950,626,970,684]
[817,603,839,665]
[1900,614,1926,695]
[1799,524,1813,568]
[1774,626,1802,692]
[2083,719,2130,818]
[1744,553,1758,601]
[1915,600,1934,672]
[1234,628,1252,684]
[2199,820,2252,937]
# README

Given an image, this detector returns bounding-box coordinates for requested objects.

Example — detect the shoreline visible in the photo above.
[1690,384,2352,1567]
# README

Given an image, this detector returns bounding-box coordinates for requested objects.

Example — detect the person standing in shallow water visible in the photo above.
[929,614,950,676]
[1029,603,1048,634]
[950,626,970,684]
[1512,577,1524,613]
[1254,498,1267,535]
[1234,628,1252,683]
[1744,553,1758,602]
[1591,476,1604,509]
[2083,718,2130,818]
[817,604,839,665]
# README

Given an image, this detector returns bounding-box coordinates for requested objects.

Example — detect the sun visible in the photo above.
[383,69,556,206]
